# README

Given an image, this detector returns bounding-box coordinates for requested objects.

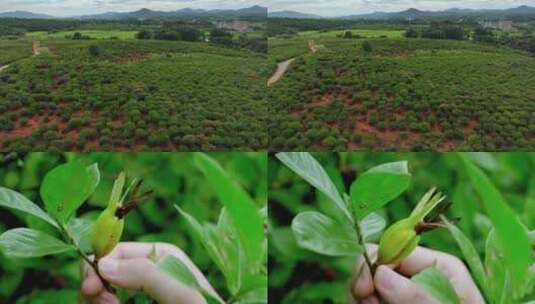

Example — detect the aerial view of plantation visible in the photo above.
[0,5,268,151]
[268,5,535,151]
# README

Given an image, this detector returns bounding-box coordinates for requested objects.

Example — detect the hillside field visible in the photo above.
[26,30,139,39]
[0,36,268,151]
[268,29,535,151]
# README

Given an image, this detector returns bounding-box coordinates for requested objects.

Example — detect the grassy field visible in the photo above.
[0,38,267,150]
[27,30,138,39]
[299,29,405,38]
[0,39,33,65]
[269,37,310,62]
[268,36,535,150]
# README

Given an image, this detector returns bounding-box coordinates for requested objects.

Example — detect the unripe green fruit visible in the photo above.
[377,218,419,265]
[377,188,446,266]
[91,172,126,259]
[91,208,124,259]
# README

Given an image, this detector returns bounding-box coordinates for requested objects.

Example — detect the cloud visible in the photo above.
[266,0,535,16]
[0,0,263,16]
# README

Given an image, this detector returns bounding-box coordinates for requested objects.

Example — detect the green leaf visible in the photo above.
[361,212,386,242]
[484,230,512,303]
[465,152,497,171]
[15,289,79,304]
[175,205,204,242]
[66,217,93,254]
[350,161,411,219]
[276,152,353,223]
[411,266,461,304]
[0,228,74,258]
[0,187,58,228]
[270,227,309,260]
[441,216,488,301]
[40,162,99,224]
[194,153,264,270]
[176,205,241,295]
[234,287,267,304]
[204,223,242,295]
[291,211,361,257]
[460,154,532,298]
[157,255,222,304]
[86,163,101,198]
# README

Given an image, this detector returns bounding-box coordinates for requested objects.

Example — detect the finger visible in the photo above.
[397,247,484,304]
[105,242,220,298]
[102,242,179,260]
[397,246,460,275]
[93,291,120,304]
[352,261,374,299]
[361,297,380,304]
[98,257,207,304]
[81,257,103,297]
[351,244,378,300]
[374,265,439,304]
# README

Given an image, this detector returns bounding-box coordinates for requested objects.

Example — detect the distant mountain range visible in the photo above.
[0,10,53,19]
[268,10,322,19]
[268,5,535,20]
[0,6,267,20]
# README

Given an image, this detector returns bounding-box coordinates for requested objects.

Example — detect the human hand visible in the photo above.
[81,242,222,304]
[349,245,485,304]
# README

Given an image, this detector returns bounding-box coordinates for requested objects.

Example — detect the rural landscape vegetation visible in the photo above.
[268,6,535,151]
[0,6,268,151]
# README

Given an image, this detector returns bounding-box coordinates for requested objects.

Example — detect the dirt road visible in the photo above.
[33,41,41,55]
[0,41,42,74]
[309,40,318,53]
[268,58,295,87]
[268,39,320,86]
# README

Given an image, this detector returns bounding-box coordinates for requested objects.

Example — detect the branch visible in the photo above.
[60,223,112,292]
[355,220,376,275]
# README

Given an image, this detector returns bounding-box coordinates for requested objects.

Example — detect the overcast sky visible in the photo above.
[268,0,535,17]
[0,0,265,17]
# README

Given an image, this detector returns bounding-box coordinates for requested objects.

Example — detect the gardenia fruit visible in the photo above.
[91,172,126,259]
[377,188,446,265]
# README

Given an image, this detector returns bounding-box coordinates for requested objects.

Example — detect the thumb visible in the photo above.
[374,266,439,304]
[98,258,206,304]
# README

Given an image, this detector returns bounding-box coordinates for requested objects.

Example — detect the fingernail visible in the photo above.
[99,259,118,277]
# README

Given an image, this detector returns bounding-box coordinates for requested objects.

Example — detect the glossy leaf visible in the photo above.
[442,216,488,300]
[411,266,461,304]
[484,230,511,303]
[0,228,74,258]
[361,212,386,241]
[350,161,411,219]
[234,287,267,304]
[67,217,93,254]
[0,187,58,228]
[292,211,361,256]
[157,255,222,304]
[40,162,99,223]
[194,153,264,270]
[176,205,241,295]
[276,152,352,223]
[86,163,101,198]
[460,154,532,298]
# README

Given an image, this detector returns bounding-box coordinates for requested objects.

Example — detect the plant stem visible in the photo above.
[356,220,376,275]
[60,223,112,292]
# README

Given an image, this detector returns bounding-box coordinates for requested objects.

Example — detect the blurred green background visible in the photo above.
[268,152,535,303]
[0,152,267,303]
